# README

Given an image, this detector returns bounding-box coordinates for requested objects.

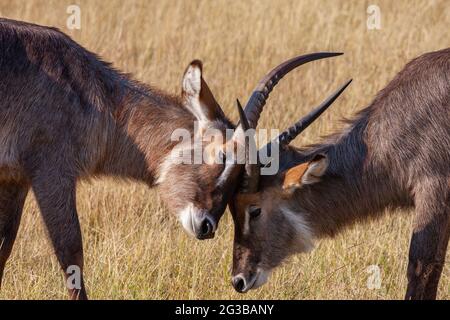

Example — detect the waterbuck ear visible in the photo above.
[182,60,225,123]
[283,154,328,191]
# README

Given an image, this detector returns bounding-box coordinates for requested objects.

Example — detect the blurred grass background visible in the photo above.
[0,0,448,299]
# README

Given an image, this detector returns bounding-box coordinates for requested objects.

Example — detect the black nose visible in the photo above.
[195,216,215,240]
[232,275,246,293]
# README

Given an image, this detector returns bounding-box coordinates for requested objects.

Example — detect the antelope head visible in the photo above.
[160,54,344,240]
[157,60,242,240]
[229,59,351,292]
[157,58,326,239]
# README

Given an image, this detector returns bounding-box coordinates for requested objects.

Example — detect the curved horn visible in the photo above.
[244,52,343,129]
[276,79,352,146]
[235,99,260,193]
[236,99,250,130]
[259,79,352,161]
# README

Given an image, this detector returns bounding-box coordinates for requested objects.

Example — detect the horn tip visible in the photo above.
[236,99,244,112]
[343,79,353,87]
[236,98,250,129]
[323,52,344,57]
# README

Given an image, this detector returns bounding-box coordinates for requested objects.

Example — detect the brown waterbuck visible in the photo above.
[230,48,450,299]
[0,18,341,299]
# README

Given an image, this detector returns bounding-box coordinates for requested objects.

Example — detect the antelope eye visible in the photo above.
[248,206,261,219]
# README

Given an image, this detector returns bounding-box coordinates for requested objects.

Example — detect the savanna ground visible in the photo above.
[0,0,449,299]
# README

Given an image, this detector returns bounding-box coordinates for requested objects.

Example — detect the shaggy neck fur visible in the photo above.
[291,107,413,239]
[94,81,196,185]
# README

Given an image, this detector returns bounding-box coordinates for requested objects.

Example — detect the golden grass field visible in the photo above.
[0,0,449,299]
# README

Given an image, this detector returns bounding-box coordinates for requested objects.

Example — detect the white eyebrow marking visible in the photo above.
[243,206,251,236]
[215,162,235,187]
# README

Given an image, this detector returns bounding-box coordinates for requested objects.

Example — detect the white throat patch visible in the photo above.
[178,202,197,237]
[281,206,315,252]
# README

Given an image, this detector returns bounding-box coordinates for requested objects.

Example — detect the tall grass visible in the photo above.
[0,0,448,299]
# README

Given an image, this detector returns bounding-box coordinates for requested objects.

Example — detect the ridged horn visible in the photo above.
[259,79,352,160]
[244,52,343,129]
[276,79,352,146]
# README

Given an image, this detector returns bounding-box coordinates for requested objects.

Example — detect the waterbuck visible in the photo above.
[0,19,342,299]
[0,18,243,300]
[230,48,450,299]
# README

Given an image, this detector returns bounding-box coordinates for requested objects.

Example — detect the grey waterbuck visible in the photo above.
[0,19,341,299]
[230,48,450,300]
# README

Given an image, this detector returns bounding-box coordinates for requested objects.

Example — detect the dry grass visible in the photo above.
[0,0,449,299]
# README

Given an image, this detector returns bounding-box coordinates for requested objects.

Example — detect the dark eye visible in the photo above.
[248,206,261,219]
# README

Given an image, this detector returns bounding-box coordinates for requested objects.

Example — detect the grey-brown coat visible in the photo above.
[231,48,450,300]
[0,18,246,299]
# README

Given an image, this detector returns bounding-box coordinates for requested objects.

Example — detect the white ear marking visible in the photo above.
[182,60,225,124]
[182,64,202,97]
[301,156,329,185]
[182,63,208,122]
